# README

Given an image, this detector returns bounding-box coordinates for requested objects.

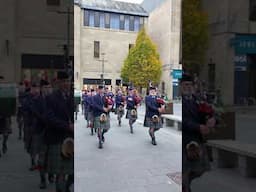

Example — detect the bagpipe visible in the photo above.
[134,95,142,105]
[198,101,214,124]
[61,137,74,159]
[156,97,166,114]
[104,96,113,107]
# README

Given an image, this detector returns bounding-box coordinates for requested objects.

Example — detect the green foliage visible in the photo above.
[121,28,162,88]
[182,0,209,73]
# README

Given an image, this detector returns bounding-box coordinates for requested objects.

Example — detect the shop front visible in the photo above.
[231,34,256,105]
[21,54,73,83]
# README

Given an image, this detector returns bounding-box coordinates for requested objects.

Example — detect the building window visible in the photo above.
[129,16,134,31]
[105,13,110,28]
[100,13,105,28]
[250,0,256,21]
[94,12,100,27]
[47,0,60,6]
[84,10,89,26]
[94,41,100,58]
[134,16,140,32]
[120,15,125,30]
[89,11,95,27]
[139,17,144,29]
[110,13,120,29]
[124,15,130,31]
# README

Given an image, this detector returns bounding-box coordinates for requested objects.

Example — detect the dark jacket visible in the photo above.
[45,90,74,145]
[115,94,124,108]
[182,95,203,146]
[92,94,105,117]
[126,95,136,110]
[145,95,160,118]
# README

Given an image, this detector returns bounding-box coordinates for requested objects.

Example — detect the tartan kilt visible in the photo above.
[94,115,110,130]
[0,117,12,135]
[28,133,44,156]
[84,108,89,120]
[116,107,124,117]
[126,109,137,121]
[47,143,74,175]
[144,116,163,129]
[38,144,48,169]
[182,143,210,177]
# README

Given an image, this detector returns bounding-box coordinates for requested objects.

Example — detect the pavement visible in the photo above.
[74,104,182,192]
[0,117,56,192]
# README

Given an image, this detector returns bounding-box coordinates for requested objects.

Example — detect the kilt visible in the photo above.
[28,133,44,156]
[125,109,137,121]
[94,115,110,130]
[47,143,74,175]
[182,143,210,177]
[38,144,47,170]
[0,117,12,135]
[144,116,163,129]
[84,108,89,120]
[87,111,94,122]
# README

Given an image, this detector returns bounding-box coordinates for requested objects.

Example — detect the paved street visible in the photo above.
[0,117,56,192]
[75,104,182,192]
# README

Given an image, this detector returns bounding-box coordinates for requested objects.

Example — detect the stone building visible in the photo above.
[74,0,181,99]
[0,0,74,83]
[202,0,256,105]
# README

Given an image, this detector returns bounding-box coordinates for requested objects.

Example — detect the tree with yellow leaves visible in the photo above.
[121,27,162,90]
[182,0,209,73]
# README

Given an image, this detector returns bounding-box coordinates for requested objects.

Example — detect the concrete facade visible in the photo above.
[75,0,181,99]
[74,4,140,90]
[202,0,256,105]
[0,0,74,83]
[146,0,181,98]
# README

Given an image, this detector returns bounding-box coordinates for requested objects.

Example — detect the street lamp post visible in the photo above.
[98,53,107,86]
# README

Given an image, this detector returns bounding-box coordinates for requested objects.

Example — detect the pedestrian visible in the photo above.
[92,85,112,149]
[0,76,14,157]
[87,89,96,135]
[144,86,165,145]
[115,89,125,126]
[125,87,139,134]
[181,73,216,192]
[45,71,74,192]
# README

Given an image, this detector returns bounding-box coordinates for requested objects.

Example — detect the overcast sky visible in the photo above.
[113,0,144,4]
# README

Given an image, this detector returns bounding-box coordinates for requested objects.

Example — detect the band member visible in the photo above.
[181,74,216,192]
[144,87,165,145]
[0,76,13,157]
[45,71,74,192]
[17,82,26,140]
[92,85,112,149]
[115,89,125,126]
[125,87,138,134]
[81,89,87,114]
[87,89,96,135]
[83,90,90,126]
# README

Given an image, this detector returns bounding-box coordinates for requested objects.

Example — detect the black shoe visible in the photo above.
[98,142,103,149]
[39,181,47,189]
[130,126,133,134]
[152,138,157,145]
